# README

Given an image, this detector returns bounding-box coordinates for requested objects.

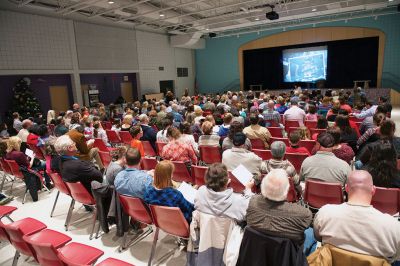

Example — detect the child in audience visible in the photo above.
[286,130,310,155]
[129,125,144,157]
[305,104,318,121]
[93,121,109,146]
[298,126,311,140]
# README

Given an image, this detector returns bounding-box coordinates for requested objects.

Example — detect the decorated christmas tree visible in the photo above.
[11,77,41,119]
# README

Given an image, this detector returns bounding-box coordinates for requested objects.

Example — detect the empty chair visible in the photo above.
[0,158,14,191]
[252,149,273,161]
[284,120,300,131]
[199,146,222,164]
[303,179,344,209]
[96,258,134,266]
[249,138,265,150]
[171,161,194,183]
[148,205,190,266]
[228,171,245,193]
[46,170,71,218]
[64,182,98,239]
[305,120,318,129]
[105,130,121,146]
[57,242,104,266]
[142,141,157,157]
[269,137,290,146]
[155,142,167,157]
[371,187,399,216]
[285,153,309,173]
[267,127,283,138]
[118,195,154,251]
[93,139,115,153]
[299,140,316,154]
[119,131,133,145]
[191,165,208,187]
[141,157,158,171]
[98,151,112,169]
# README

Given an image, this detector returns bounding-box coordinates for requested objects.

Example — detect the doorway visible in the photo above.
[49,86,70,114]
[121,82,133,103]
[160,80,174,95]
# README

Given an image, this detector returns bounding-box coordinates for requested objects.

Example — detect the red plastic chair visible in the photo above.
[228,171,245,193]
[57,242,104,266]
[142,141,157,157]
[105,130,121,146]
[286,127,300,136]
[118,195,154,251]
[0,205,17,222]
[265,120,280,127]
[26,143,46,160]
[1,217,47,265]
[64,182,98,239]
[249,138,265,150]
[252,149,273,161]
[371,187,400,216]
[285,153,308,173]
[118,131,132,145]
[303,179,344,209]
[267,127,283,137]
[0,158,14,191]
[101,121,112,130]
[199,146,221,164]
[98,151,112,169]
[310,128,326,137]
[5,159,24,180]
[269,137,290,146]
[191,165,208,187]
[97,258,134,266]
[141,157,158,171]
[148,205,190,265]
[156,142,167,156]
[284,120,300,131]
[172,161,194,183]
[299,140,316,154]
[287,178,300,203]
[47,170,71,218]
[305,120,317,129]
[93,139,116,153]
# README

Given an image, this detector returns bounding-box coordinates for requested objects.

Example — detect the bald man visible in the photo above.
[314,170,400,263]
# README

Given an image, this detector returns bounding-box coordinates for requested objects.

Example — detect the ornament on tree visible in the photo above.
[11,77,41,119]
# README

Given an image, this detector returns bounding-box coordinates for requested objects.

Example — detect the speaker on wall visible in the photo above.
[209,32,217,38]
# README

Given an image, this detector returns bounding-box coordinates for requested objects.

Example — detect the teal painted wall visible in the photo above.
[195,14,400,93]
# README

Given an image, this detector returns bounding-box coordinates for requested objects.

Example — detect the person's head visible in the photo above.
[249,114,259,125]
[201,121,214,135]
[335,115,352,134]
[125,147,141,167]
[290,98,298,106]
[123,115,133,126]
[37,124,48,137]
[232,132,246,147]
[338,95,346,105]
[6,136,22,153]
[153,160,174,189]
[267,100,275,110]
[316,132,335,152]
[166,127,181,140]
[228,121,243,140]
[139,114,149,124]
[270,141,286,160]
[21,119,33,130]
[326,126,341,145]
[111,145,127,162]
[289,130,301,146]
[54,135,77,156]
[332,100,340,109]
[72,103,80,110]
[204,163,229,192]
[316,117,328,129]
[373,112,386,126]
[47,110,56,124]
[179,122,191,135]
[129,125,143,139]
[223,113,233,125]
[308,104,316,114]
[345,170,375,204]
[261,169,289,201]
[13,112,20,120]
[379,119,396,139]
[379,96,388,104]
[298,126,310,140]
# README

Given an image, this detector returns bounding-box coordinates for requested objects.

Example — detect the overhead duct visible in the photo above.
[170,32,205,49]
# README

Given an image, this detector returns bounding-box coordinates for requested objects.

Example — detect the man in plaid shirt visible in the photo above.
[263,101,281,126]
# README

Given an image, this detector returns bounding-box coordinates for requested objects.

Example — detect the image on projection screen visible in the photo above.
[282,46,327,82]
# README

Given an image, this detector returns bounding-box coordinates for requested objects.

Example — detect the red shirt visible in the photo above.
[27,133,39,146]
[286,146,310,156]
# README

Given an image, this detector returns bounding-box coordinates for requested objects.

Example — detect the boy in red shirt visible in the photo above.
[286,130,310,155]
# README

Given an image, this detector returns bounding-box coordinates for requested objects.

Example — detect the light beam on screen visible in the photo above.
[282,46,327,82]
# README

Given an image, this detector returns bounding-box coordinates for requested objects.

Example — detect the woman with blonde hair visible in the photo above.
[47,110,56,125]
[121,114,134,131]
[298,126,311,140]
[144,160,194,223]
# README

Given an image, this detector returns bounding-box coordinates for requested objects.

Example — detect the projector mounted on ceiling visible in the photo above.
[265,4,279,20]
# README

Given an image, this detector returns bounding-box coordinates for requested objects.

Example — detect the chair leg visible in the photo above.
[89,207,97,240]
[50,191,60,217]
[0,173,6,191]
[148,227,159,266]
[22,189,28,204]
[5,215,14,223]
[9,178,14,195]
[119,231,129,252]
[65,199,75,231]
[12,251,20,266]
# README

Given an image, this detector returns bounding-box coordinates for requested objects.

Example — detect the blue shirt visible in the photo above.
[114,168,152,199]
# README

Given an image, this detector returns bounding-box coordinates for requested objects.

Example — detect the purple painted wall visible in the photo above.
[80,73,137,105]
[0,74,73,121]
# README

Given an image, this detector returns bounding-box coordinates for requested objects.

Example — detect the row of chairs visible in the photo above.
[0,206,133,266]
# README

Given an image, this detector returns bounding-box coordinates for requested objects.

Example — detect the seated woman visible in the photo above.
[327,126,354,165]
[161,127,198,165]
[198,121,220,147]
[221,121,252,151]
[305,104,318,121]
[144,160,194,223]
[195,163,253,221]
[129,125,144,157]
[286,130,310,155]
[179,122,199,156]
[106,146,127,186]
[335,115,358,153]
[93,121,109,146]
[357,112,385,149]
[120,114,134,132]
[156,118,172,143]
[311,117,328,141]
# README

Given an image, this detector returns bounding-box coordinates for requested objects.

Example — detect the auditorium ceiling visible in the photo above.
[2,0,399,37]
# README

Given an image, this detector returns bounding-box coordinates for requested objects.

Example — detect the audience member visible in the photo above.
[218,113,233,137]
[222,121,251,151]
[16,119,33,142]
[327,126,354,165]
[198,121,220,147]
[13,112,23,132]
[335,115,358,152]
[286,130,310,155]
[161,127,198,165]
[283,99,306,126]
[138,114,157,151]
[106,146,127,186]
[298,126,311,140]
[263,100,281,126]
[243,114,271,149]
[156,118,172,143]
[121,114,134,131]
[305,104,318,121]
[179,121,199,155]
[129,125,144,157]
[357,112,385,149]
[93,121,109,146]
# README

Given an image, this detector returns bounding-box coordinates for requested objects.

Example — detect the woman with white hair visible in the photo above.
[246,169,312,245]
[47,110,56,125]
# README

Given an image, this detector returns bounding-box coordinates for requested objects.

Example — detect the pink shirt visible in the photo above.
[305,113,318,121]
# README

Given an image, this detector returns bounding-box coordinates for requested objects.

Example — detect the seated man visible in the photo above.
[300,132,351,186]
[286,130,310,155]
[114,147,152,199]
[314,170,400,263]
[246,169,312,244]
[243,114,271,149]
[54,135,103,194]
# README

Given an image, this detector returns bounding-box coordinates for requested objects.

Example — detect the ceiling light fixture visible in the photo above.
[205,28,209,31]
[159,12,165,17]
[255,17,260,21]
[312,8,317,11]
[388,0,393,2]
[108,0,115,4]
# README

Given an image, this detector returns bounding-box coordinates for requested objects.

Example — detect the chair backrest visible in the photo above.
[304,120,317,129]
[310,128,326,137]
[265,120,280,127]
[0,221,10,242]
[149,205,189,238]
[118,131,132,145]
[105,130,121,144]
[249,138,265,150]
[298,140,316,154]
[228,171,245,193]
[0,158,13,175]
[269,137,290,146]
[172,161,193,183]
[65,182,95,205]
[267,127,283,137]
[101,121,112,130]
[57,243,104,266]
[27,143,45,160]
[284,153,308,173]
[284,120,300,131]
[46,170,70,196]
[287,177,299,203]
[191,165,208,187]
[23,234,69,266]
[140,157,158,171]
[93,138,110,152]
[142,141,157,157]
[286,127,300,136]
[96,258,134,266]
[5,159,24,179]
[303,179,344,209]
[199,146,221,164]
[155,142,167,156]
[371,187,399,215]
[119,195,153,225]
[252,149,273,161]
[98,151,112,169]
